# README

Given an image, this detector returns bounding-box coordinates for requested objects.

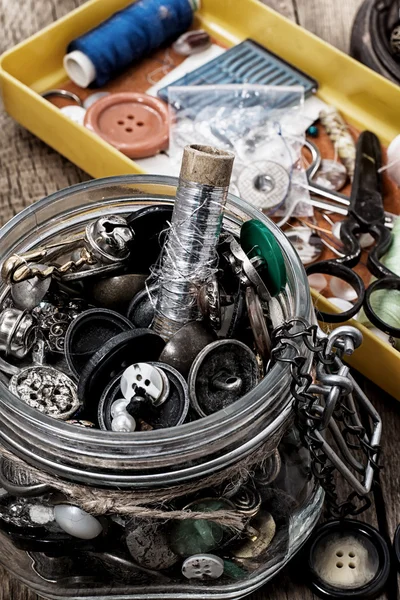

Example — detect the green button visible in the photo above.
[240,219,286,296]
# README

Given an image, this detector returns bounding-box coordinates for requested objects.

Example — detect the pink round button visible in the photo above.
[84,92,169,159]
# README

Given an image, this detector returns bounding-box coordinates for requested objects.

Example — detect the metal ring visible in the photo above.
[41,89,83,107]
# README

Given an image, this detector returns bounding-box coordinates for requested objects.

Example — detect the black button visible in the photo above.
[307,520,390,599]
[65,308,134,378]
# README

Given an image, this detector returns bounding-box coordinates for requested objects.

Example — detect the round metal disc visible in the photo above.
[237,161,290,211]
[9,366,80,420]
[188,339,259,417]
[126,284,157,328]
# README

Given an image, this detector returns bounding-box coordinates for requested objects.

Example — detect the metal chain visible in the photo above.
[270,318,381,519]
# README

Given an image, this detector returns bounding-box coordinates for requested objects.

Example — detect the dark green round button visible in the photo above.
[240,219,287,296]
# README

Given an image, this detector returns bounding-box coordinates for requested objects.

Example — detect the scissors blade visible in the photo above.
[348,130,384,228]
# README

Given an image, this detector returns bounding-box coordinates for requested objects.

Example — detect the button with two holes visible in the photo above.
[307,520,390,599]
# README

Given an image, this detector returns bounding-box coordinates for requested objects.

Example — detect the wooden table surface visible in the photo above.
[0,0,399,598]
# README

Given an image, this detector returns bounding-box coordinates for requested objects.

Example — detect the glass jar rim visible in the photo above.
[0,175,312,483]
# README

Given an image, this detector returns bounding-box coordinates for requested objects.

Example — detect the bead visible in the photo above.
[110,398,130,417]
[182,554,224,580]
[111,413,136,432]
[54,504,103,539]
[306,125,319,138]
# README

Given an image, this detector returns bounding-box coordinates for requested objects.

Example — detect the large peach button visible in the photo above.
[84,92,169,159]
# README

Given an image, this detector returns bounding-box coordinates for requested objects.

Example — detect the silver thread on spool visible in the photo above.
[152,145,234,340]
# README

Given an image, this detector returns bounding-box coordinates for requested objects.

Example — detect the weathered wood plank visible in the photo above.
[293,0,365,52]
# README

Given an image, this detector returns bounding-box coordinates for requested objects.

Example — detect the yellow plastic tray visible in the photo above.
[1,0,400,399]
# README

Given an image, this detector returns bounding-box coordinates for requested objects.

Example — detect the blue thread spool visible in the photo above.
[64,0,198,88]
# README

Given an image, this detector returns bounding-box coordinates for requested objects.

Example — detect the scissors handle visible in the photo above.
[364,277,400,338]
[306,260,365,323]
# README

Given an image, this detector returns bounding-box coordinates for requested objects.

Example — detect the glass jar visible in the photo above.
[0,175,323,599]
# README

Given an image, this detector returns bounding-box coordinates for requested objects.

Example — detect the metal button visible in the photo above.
[188,339,259,417]
[0,308,37,358]
[9,366,80,420]
[125,520,179,570]
[232,511,276,560]
[89,273,146,313]
[245,286,271,360]
[85,216,133,265]
[10,263,51,310]
[182,554,224,580]
[126,285,157,328]
[158,322,216,378]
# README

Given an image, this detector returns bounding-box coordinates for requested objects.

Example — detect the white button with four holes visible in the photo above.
[182,554,224,580]
[312,533,379,589]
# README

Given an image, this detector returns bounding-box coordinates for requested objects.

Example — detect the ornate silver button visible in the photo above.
[9,366,80,420]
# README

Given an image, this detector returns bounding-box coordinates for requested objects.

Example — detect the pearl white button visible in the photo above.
[182,554,224,580]
[60,105,86,126]
[54,504,103,539]
[110,398,130,418]
[111,413,136,432]
[312,533,379,589]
